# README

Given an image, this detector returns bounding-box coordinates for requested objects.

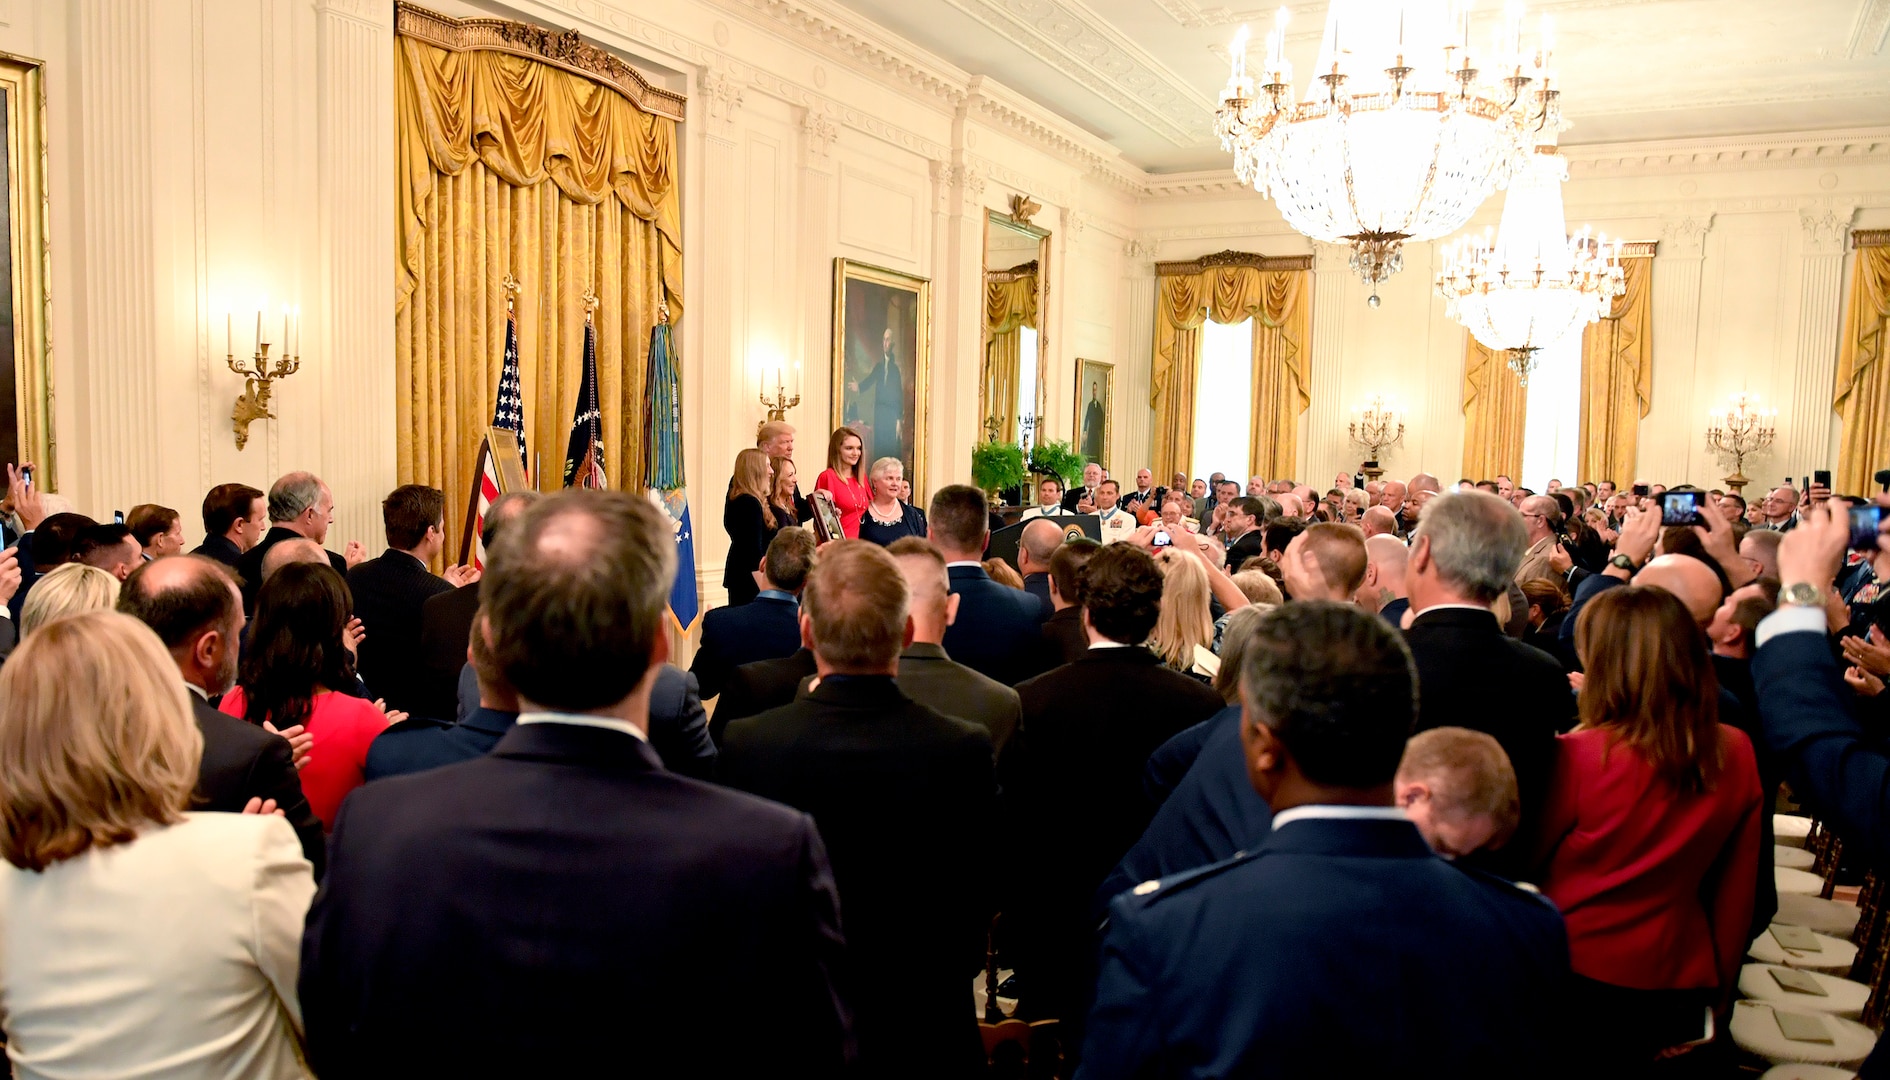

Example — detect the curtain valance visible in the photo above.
[1835,235,1890,494]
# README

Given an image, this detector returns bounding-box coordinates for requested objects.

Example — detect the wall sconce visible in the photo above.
[1705,392,1776,495]
[1348,395,1406,482]
[755,357,802,425]
[227,303,300,450]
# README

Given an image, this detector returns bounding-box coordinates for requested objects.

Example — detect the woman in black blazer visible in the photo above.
[723,448,778,607]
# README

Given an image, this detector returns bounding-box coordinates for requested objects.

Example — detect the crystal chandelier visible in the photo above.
[1434,142,1625,384]
[1704,393,1776,495]
[1217,1,1560,304]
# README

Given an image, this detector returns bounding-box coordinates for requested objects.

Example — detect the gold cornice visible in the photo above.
[1855,229,1890,249]
[1156,249,1312,275]
[395,2,685,122]
[986,260,1039,283]
[1617,240,1659,259]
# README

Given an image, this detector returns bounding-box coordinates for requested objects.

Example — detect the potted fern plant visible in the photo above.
[1028,439,1084,491]
[971,441,1027,509]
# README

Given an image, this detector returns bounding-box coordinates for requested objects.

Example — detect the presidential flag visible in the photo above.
[643,316,699,633]
[462,302,529,569]
[563,315,608,491]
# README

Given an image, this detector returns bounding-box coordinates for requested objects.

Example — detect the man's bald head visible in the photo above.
[1276,493,1305,519]
[1364,535,1409,580]
[1361,506,1399,538]
[1020,519,1064,573]
[116,554,244,694]
[262,537,328,581]
[1635,554,1723,628]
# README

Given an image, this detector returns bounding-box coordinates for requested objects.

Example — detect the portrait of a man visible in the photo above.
[1075,358,1113,472]
[833,260,930,493]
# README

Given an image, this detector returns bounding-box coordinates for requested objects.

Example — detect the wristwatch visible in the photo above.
[1608,554,1637,572]
[1779,582,1824,608]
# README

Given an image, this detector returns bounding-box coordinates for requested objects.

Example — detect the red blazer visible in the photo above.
[221,688,389,832]
[1533,724,1762,992]
[814,468,868,540]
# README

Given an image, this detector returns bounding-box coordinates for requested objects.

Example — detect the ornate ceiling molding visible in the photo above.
[395,3,686,120]
[1155,249,1313,275]
[1567,130,1890,176]
[1851,0,1890,57]
[712,0,968,106]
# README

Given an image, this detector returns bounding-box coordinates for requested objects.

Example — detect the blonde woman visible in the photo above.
[20,561,119,635]
[766,455,803,531]
[1148,549,1215,677]
[0,611,314,1079]
[858,457,925,547]
[723,448,777,607]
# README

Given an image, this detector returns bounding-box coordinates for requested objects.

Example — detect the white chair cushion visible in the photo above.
[1739,964,1871,1020]
[1732,1001,1874,1068]
[1773,893,1862,940]
[1760,1063,1864,1080]
[1748,927,1860,976]
[1775,845,1817,871]
[1776,815,1814,848]
[1777,867,1828,897]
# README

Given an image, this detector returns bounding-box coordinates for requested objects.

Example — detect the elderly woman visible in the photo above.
[20,562,119,635]
[858,456,926,547]
[0,611,314,1078]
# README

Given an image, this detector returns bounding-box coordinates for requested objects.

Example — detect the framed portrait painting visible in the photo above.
[0,54,50,488]
[833,259,930,497]
[1074,358,1113,471]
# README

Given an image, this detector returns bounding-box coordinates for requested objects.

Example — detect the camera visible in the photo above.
[1659,491,1706,527]
[1852,505,1885,554]
[1152,529,1173,548]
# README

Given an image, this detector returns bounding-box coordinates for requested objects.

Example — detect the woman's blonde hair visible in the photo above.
[768,455,798,510]
[21,562,120,636]
[729,448,773,505]
[1149,551,1215,671]
[0,611,203,871]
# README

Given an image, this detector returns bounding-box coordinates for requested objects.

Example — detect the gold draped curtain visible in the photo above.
[1152,259,1312,481]
[394,31,683,559]
[1460,339,1527,481]
[984,272,1038,444]
[1836,236,1890,495]
[1578,255,1653,487]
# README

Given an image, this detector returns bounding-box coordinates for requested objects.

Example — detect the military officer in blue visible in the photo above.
[1077,602,1569,1079]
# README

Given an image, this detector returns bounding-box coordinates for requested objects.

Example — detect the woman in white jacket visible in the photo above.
[0,610,315,1080]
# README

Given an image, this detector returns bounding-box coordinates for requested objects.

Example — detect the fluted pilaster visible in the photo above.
[1646,214,1713,482]
[1305,242,1351,482]
[1785,207,1853,475]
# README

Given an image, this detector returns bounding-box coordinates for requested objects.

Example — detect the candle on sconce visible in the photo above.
[226,312,232,357]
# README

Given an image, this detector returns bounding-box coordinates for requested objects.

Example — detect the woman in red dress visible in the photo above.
[814,426,868,539]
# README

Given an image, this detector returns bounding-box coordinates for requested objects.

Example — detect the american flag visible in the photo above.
[467,305,527,569]
[563,315,608,490]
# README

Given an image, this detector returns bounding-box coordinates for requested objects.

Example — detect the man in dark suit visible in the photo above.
[348,485,476,716]
[1402,491,1574,876]
[1016,518,1062,612]
[1080,603,1568,1079]
[932,485,1048,686]
[1221,496,1268,573]
[235,472,364,611]
[414,490,540,723]
[1009,543,1225,1031]
[1035,538,1099,675]
[721,540,995,1078]
[692,528,813,700]
[301,490,853,1077]
[713,648,816,743]
[188,482,266,568]
[886,537,1022,755]
[116,556,324,876]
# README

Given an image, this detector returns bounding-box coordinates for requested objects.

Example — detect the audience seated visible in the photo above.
[235,472,362,611]
[1402,492,1573,876]
[301,491,851,1076]
[886,537,1022,755]
[1020,475,1071,520]
[712,645,817,740]
[117,556,324,875]
[0,612,315,1079]
[1533,586,1761,1073]
[414,490,539,722]
[127,503,185,560]
[1038,537,1100,671]
[1078,602,1567,1079]
[1393,727,1519,861]
[933,485,1048,686]
[720,539,995,1077]
[691,527,813,700]
[1009,543,1224,1033]
[223,563,390,830]
[21,561,118,636]
[1062,462,1105,514]
[347,485,473,717]
[191,482,267,567]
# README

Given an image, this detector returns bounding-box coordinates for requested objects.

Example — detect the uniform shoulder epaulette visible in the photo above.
[1119,849,1260,909]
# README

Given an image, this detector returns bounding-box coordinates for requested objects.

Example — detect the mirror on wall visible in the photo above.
[980,207,1050,453]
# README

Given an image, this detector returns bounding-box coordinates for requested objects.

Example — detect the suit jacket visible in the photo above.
[942,564,1048,687]
[191,695,325,878]
[720,677,996,1077]
[189,533,244,568]
[648,664,717,781]
[1754,623,1890,860]
[1036,605,1089,675]
[1224,530,1266,574]
[415,580,480,723]
[713,648,817,744]
[1403,607,1574,877]
[691,593,803,700]
[235,527,349,611]
[1009,646,1226,1025]
[1515,534,1558,584]
[1100,705,1271,912]
[1024,572,1052,611]
[363,706,515,782]
[1079,818,1568,1079]
[347,549,456,716]
[301,722,853,1078]
[1377,596,1411,628]
[897,642,1021,756]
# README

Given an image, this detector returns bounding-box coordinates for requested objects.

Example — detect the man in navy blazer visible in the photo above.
[1079,602,1567,1079]
[931,485,1047,686]
[301,491,853,1077]
[691,528,812,700]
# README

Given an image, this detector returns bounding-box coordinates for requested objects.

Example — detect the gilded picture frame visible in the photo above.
[0,53,51,488]
[832,258,931,498]
[1074,357,1113,472]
